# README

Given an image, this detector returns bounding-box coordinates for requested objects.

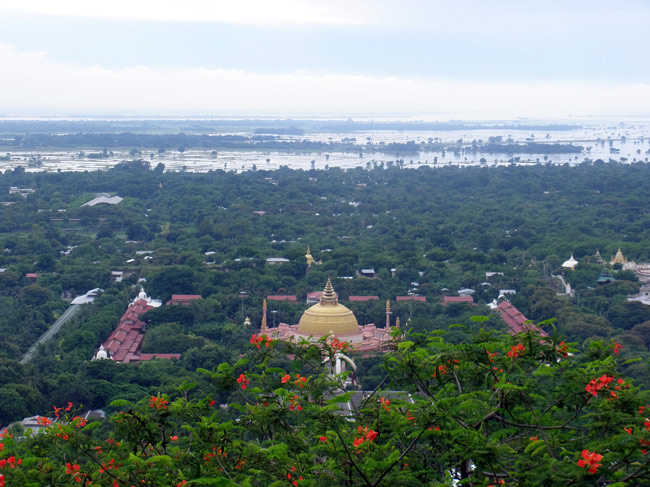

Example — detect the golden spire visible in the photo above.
[305,244,316,267]
[261,299,267,330]
[320,278,338,305]
[395,317,401,329]
[244,316,251,326]
[386,300,390,311]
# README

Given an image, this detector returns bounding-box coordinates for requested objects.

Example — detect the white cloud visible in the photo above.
[0,0,364,24]
[1,43,649,118]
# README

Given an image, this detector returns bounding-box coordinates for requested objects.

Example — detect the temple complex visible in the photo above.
[262,278,396,352]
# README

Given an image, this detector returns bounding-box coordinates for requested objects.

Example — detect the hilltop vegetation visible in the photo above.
[0,162,650,426]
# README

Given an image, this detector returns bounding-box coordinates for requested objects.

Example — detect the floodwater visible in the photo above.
[1,122,649,173]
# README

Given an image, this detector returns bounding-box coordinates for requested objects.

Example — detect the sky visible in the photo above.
[0,0,649,119]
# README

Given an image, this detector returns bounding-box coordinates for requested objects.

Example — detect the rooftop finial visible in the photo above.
[320,277,338,305]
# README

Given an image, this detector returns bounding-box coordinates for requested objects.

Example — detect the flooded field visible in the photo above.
[1,122,649,173]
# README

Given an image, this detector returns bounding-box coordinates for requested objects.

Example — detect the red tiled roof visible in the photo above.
[497,301,547,336]
[267,295,297,301]
[170,294,201,301]
[102,298,176,363]
[442,296,474,304]
[348,296,379,301]
[307,291,323,299]
[396,295,427,302]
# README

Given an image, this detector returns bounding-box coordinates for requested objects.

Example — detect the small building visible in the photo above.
[360,269,376,278]
[396,295,427,302]
[597,268,616,285]
[167,294,202,306]
[348,296,379,302]
[71,288,102,305]
[485,272,504,278]
[81,193,123,207]
[441,296,474,305]
[628,283,650,306]
[306,291,323,304]
[25,273,40,279]
[266,257,290,264]
[458,288,475,296]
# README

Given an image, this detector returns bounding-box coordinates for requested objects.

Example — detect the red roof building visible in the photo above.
[167,294,202,305]
[348,296,379,302]
[396,295,427,302]
[496,301,547,336]
[441,296,474,305]
[99,293,181,363]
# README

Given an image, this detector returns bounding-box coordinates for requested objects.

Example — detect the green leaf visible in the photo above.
[81,421,101,432]
[109,399,132,408]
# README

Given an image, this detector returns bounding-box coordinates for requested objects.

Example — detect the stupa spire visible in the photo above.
[261,299,268,331]
[386,300,391,329]
[320,277,338,305]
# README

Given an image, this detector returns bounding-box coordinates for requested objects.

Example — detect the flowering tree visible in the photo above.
[2,323,650,486]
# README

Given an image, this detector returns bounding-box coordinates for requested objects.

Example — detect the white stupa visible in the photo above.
[562,254,578,270]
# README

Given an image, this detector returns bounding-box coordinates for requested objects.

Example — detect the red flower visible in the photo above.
[236,373,250,389]
[530,436,538,442]
[625,427,633,435]
[65,401,74,412]
[557,341,568,358]
[294,374,307,388]
[614,342,622,355]
[37,416,52,426]
[149,396,169,410]
[577,449,602,474]
[0,473,4,487]
[585,375,616,397]
[66,463,81,475]
[507,343,525,359]
[177,481,187,487]
[353,437,364,448]
[208,399,216,407]
[170,435,179,441]
[380,397,391,411]
[319,436,328,442]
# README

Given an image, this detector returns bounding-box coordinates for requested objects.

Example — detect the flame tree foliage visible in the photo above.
[3,323,650,486]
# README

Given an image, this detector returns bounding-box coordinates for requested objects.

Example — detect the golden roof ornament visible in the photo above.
[305,244,315,267]
[320,277,338,305]
[244,316,251,326]
[395,317,401,329]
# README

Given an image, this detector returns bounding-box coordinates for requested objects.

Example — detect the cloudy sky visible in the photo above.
[0,0,649,118]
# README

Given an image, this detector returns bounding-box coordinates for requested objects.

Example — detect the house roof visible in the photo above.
[396,295,427,302]
[496,301,547,336]
[442,296,474,304]
[348,296,379,301]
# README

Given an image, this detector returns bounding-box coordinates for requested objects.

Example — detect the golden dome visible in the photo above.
[297,278,359,336]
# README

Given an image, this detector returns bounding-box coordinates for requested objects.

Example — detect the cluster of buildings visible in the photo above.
[93,291,184,363]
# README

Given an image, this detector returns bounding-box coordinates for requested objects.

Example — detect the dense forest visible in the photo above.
[1,161,650,428]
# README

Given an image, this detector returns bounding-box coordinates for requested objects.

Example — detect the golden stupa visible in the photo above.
[297,278,359,336]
